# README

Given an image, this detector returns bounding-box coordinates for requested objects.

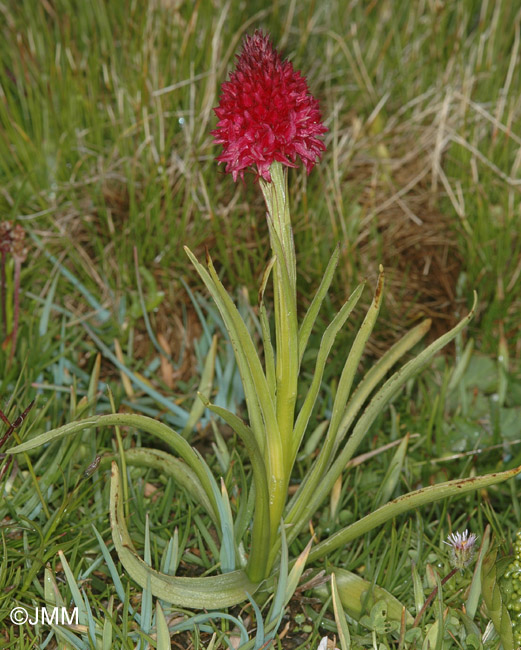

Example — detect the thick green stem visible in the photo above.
[260,162,299,555]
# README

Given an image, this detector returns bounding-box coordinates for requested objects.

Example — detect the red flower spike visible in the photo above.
[212,31,327,182]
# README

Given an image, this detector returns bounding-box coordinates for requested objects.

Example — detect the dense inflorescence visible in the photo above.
[212,30,327,182]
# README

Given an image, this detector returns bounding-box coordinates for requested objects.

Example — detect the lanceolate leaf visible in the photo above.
[184,245,278,456]
[108,447,217,523]
[326,267,385,450]
[331,573,352,650]
[298,244,341,364]
[281,294,478,556]
[307,464,521,563]
[291,282,365,459]
[8,414,220,521]
[109,462,258,609]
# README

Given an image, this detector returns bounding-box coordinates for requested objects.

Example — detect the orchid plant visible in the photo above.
[8,31,521,638]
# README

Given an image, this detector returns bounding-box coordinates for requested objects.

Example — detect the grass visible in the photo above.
[1,0,521,648]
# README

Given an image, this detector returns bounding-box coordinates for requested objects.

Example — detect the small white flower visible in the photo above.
[443,529,478,569]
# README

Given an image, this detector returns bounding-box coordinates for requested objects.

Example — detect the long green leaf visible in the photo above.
[200,395,270,583]
[181,334,217,439]
[8,413,220,521]
[298,244,341,365]
[291,282,365,460]
[184,246,276,456]
[109,461,258,608]
[466,525,490,618]
[327,268,384,449]
[283,294,477,554]
[373,432,409,508]
[481,546,515,650]
[331,572,352,649]
[307,464,521,563]
[334,318,432,451]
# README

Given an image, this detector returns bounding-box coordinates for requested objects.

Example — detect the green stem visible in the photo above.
[260,162,299,555]
[412,567,458,627]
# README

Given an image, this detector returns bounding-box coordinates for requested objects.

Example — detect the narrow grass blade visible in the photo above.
[466,525,490,618]
[83,324,190,425]
[160,530,179,576]
[58,550,97,643]
[268,524,289,627]
[44,565,65,609]
[411,563,424,617]
[101,596,114,650]
[30,232,111,322]
[91,525,140,624]
[373,432,409,508]
[181,334,217,439]
[39,273,60,336]
[141,517,153,637]
[219,478,236,572]
[134,247,177,365]
[185,246,279,456]
[48,626,89,650]
[247,593,265,649]
[331,573,351,650]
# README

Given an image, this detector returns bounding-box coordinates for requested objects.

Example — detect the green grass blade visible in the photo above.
[155,601,171,650]
[331,573,352,650]
[373,432,409,508]
[181,334,217,439]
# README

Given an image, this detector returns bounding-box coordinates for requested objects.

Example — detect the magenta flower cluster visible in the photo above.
[212,31,327,182]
